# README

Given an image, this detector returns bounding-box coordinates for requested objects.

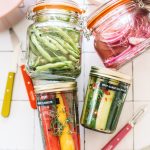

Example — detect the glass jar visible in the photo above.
[34,81,80,150]
[26,0,84,78]
[87,0,150,69]
[80,66,131,133]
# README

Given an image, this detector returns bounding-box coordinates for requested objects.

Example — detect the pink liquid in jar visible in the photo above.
[93,6,150,69]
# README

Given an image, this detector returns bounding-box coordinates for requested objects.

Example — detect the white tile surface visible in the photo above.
[133,52,150,101]
[82,37,95,53]
[0,101,34,150]
[0,52,28,101]
[0,30,13,51]
[0,0,150,150]
[34,110,44,150]
[85,102,134,150]
[134,102,150,150]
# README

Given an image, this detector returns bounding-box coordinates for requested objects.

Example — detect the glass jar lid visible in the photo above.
[90,66,132,84]
[27,0,84,20]
[87,0,132,29]
[34,81,77,93]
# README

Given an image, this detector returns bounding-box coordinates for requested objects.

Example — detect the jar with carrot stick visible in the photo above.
[34,81,80,150]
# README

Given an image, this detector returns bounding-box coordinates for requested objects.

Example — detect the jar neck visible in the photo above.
[33,9,80,24]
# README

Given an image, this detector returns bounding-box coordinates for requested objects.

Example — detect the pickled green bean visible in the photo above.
[31,34,56,63]
[36,61,73,71]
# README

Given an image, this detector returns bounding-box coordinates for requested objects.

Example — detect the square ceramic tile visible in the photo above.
[0,101,34,150]
[133,52,150,101]
[134,102,150,150]
[85,102,134,150]
[0,30,13,51]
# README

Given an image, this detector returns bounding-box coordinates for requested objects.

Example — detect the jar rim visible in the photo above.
[34,81,77,93]
[27,1,84,20]
[90,66,132,84]
[33,3,83,14]
[87,0,132,29]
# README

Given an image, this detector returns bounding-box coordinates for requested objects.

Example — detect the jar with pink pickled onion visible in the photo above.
[87,0,150,69]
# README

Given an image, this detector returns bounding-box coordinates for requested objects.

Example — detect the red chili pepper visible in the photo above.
[104,90,110,95]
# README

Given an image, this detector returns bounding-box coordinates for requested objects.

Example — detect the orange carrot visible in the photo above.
[39,94,60,150]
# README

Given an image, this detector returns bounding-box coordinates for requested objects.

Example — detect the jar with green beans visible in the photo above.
[80,66,131,133]
[26,0,83,78]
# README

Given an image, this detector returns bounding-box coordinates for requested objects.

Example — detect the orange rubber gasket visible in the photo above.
[87,0,131,29]
[33,3,84,14]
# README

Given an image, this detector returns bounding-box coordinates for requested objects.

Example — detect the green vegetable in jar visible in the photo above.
[95,80,119,131]
[80,66,131,133]
[105,83,128,131]
[27,24,81,77]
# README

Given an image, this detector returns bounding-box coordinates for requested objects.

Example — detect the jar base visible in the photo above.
[81,123,115,134]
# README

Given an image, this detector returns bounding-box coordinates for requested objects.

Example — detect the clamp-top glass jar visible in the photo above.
[87,0,150,69]
[26,0,84,78]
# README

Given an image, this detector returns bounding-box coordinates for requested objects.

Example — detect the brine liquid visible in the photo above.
[94,8,150,69]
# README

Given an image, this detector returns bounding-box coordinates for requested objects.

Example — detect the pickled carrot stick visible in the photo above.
[39,94,60,150]
[61,93,80,150]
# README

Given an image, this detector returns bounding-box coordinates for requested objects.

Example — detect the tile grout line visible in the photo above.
[0,50,26,52]
[132,61,135,150]
[82,7,86,148]
[33,110,36,150]
[83,42,86,150]
[82,41,86,150]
